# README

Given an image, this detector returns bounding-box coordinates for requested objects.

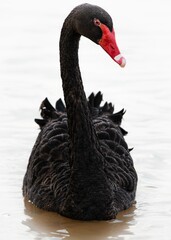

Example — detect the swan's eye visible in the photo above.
[93,18,101,27]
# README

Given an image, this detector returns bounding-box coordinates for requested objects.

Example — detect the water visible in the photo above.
[0,0,171,239]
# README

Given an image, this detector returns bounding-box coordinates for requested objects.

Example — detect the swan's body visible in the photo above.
[23,3,137,220]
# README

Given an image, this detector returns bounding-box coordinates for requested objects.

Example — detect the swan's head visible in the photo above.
[73,4,126,67]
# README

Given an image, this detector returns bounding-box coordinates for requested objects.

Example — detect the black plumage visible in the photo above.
[23,3,137,220]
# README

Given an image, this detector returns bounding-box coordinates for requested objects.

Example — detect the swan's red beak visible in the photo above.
[99,24,126,68]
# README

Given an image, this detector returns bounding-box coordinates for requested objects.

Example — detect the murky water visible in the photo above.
[1,0,171,239]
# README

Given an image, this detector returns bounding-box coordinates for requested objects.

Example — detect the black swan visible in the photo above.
[23,3,137,220]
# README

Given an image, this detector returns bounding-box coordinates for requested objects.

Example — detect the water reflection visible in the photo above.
[23,199,136,240]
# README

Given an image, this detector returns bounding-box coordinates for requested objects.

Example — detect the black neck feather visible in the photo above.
[59,15,101,169]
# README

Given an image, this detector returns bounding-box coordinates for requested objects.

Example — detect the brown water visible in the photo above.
[1,0,171,239]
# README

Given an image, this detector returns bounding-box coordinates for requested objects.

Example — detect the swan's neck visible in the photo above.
[59,19,100,169]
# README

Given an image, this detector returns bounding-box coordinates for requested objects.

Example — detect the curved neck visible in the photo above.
[59,18,100,168]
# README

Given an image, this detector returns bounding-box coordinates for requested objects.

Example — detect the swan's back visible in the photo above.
[23,92,137,220]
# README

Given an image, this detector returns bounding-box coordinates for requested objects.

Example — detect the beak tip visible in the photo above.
[120,58,126,68]
[114,54,126,68]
